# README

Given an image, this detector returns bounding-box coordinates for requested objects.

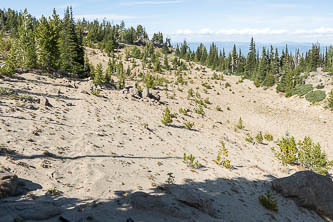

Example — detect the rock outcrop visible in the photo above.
[272,171,333,221]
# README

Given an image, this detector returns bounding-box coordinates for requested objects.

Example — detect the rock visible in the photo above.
[130,192,191,219]
[0,172,18,198]
[142,88,150,98]
[164,184,220,219]
[8,201,61,220]
[40,97,52,107]
[272,171,333,221]
[150,90,161,101]
[129,87,141,98]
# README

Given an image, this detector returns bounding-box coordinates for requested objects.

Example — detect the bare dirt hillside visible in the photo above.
[0,47,332,221]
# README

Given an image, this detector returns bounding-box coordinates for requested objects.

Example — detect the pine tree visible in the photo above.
[59,6,84,76]
[36,16,60,70]
[16,9,37,70]
[93,63,104,86]
[163,54,169,70]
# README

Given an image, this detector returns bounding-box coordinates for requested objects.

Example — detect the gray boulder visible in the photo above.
[130,191,191,219]
[164,184,220,219]
[0,172,18,198]
[272,171,333,221]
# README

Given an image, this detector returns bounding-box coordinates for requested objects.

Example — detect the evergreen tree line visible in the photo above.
[0,7,171,78]
[0,7,85,77]
[175,38,332,94]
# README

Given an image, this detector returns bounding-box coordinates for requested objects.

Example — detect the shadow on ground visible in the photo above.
[0,175,323,222]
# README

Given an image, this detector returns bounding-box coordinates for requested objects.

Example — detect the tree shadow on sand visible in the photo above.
[0,175,324,222]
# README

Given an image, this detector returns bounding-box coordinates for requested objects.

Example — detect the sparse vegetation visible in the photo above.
[255,131,264,144]
[183,153,200,169]
[236,117,244,130]
[245,133,254,143]
[305,90,326,103]
[259,191,278,212]
[276,134,333,175]
[183,121,195,130]
[161,106,173,126]
[214,141,232,169]
[264,133,274,142]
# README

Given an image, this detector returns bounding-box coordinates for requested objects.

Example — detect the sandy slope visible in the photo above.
[0,49,332,221]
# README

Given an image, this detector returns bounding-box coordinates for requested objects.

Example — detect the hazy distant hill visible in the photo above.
[174,42,331,55]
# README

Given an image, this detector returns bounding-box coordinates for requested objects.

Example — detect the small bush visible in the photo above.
[92,89,101,96]
[236,118,244,130]
[161,106,173,126]
[194,105,205,116]
[245,133,254,143]
[288,84,313,97]
[183,121,195,130]
[216,105,222,111]
[264,133,274,142]
[256,131,264,144]
[298,137,333,175]
[187,88,194,99]
[259,191,278,212]
[276,135,333,175]
[183,153,200,168]
[179,107,188,115]
[204,97,211,105]
[305,90,326,103]
[214,141,232,169]
[276,134,298,165]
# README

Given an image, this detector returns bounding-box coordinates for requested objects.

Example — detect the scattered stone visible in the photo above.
[272,171,333,221]
[150,90,160,101]
[142,88,149,98]
[164,184,220,219]
[0,172,18,198]
[8,201,61,220]
[40,97,53,107]
[130,87,141,98]
[130,191,191,219]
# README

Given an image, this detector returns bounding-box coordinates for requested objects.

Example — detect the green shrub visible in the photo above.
[179,107,188,115]
[204,97,211,105]
[216,105,222,111]
[187,88,194,99]
[183,121,195,130]
[214,141,232,169]
[194,105,205,116]
[288,84,313,97]
[276,134,298,165]
[298,137,333,175]
[161,106,173,126]
[259,191,278,212]
[183,153,200,168]
[264,133,274,142]
[276,135,333,175]
[256,131,264,144]
[245,133,254,143]
[236,118,244,130]
[0,87,14,96]
[305,90,326,103]
[92,89,101,96]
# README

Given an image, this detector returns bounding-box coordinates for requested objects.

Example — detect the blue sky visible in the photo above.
[2,0,333,43]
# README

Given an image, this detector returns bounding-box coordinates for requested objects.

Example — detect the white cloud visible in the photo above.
[121,1,183,6]
[174,28,289,36]
[295,27,333,35]
[75,14,137,20]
